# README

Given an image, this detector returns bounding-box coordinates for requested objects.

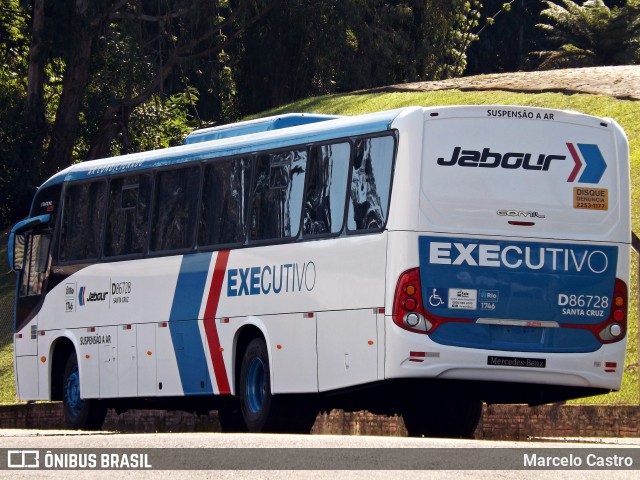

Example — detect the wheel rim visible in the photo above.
[64,368,83,418]
[245,357,266,414]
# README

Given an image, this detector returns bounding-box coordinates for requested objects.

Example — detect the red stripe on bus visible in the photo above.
[203,250,231,394]
[566,142,582,182]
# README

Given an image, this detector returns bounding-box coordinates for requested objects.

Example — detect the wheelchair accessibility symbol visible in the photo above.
[428,288,447,307]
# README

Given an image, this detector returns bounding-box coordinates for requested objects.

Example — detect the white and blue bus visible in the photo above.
[9,106,632,436]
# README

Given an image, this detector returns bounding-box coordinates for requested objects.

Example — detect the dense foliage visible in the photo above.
[0,0,638,228]
[0,0,484,227]
[534,0,640,69]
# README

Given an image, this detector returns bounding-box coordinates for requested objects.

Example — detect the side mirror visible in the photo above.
[8,214,51,271]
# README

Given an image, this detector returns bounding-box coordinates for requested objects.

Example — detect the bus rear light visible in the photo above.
[508,221,535,226]
[594,361,618,372]
[403,298,418,311]
[609,324,622,337]
[564,279,628,344]
[408,351,425,363]
[596,279,627,343]
[393,268,430,334]
[405,312,420,328]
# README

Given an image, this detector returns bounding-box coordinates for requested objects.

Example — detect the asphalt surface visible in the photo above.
[1,430,639,479]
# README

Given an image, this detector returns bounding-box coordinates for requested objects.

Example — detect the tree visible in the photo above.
[0,0,35,224]
[466,0,545,74]
[232,0,483,114]
[0,0,277,228]
[1,0,487,228]
[534,0,640,69]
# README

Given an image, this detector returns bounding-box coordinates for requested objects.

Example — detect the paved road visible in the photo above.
[0,430,639,479]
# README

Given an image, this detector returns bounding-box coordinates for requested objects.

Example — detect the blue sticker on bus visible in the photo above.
[418,236,618,325]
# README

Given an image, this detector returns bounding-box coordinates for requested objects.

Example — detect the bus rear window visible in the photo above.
[302,142,350,236]
[347,135,395,232]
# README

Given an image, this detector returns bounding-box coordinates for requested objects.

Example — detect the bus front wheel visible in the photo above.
[62,355,107,430]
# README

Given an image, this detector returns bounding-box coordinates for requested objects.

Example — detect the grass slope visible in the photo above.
[0,89,638,404]
[0,230,16,403]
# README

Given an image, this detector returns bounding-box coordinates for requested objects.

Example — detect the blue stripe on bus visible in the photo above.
[168,253,213,395]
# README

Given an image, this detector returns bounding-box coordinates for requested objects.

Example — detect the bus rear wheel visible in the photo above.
[62,355,107,430]
[238,338,318,433]
[402,397,482,439]
[239,338,286,432]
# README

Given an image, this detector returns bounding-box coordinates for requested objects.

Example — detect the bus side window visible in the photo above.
[250,149,307,242]
[347,135,395,232]
[13,233,26,271]
[19,233,51,297]
[105,174,152,257]
[59,181,107,262]
[199,157,252,247]
[302,143,350,236]
[150,166,200,252]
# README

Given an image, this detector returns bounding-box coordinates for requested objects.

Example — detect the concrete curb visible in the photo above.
[1,403,638,439]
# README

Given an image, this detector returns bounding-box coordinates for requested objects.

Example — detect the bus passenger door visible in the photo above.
[317,309,378,391]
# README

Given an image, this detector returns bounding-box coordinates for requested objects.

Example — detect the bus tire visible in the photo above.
[402,397,482,439]
[62,355,107,430]
[239,338,287,432]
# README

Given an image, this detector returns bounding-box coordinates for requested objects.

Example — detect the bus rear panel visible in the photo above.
[385,106,630,403]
